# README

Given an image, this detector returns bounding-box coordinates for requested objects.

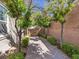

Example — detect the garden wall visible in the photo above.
[48,4,79,46]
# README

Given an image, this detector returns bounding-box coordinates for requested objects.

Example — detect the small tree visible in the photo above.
[4,0,38,51]
[48,0,75,47]
[4,0,27,52]
[34,11,51,38]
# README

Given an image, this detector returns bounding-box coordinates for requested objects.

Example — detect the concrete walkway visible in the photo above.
[25,37,70,59]
[0,34,11,54]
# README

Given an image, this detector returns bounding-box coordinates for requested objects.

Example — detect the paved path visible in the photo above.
[0,34,11,54]
[25,37,70,59]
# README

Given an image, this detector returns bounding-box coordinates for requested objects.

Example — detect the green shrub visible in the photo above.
[7,53,15,59]
[7,52,24,59]
[21,36,29,47]
[62,43,79,57]
[47,36,57,45]
[15,52,24,59]
[72,54,79,59]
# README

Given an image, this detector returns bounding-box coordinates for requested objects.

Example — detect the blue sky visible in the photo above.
[33,0,46,8]
[32,0,48,11]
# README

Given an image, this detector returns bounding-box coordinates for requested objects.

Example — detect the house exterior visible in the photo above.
[0,1,17,43]
[0,2,7,34]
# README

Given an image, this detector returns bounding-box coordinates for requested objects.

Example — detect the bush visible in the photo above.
[47,36,57,45]
[72,54,79,59]
[7,52,24,59]
[62,43,79,57]
[21,36,29,48]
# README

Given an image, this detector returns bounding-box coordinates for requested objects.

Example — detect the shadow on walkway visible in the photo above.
[25,37,70,59]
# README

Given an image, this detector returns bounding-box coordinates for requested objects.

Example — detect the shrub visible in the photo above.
[7,52,24,59]
[47,36,57,45]
[7,53,15,59]
[15,52,24,59]
[62,43,79,57]
[21,36,29,48]
[72,54,79,59]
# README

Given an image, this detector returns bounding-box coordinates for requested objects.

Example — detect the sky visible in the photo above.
[33,0,48,8]
[32,0,48,11]
[33,0,44,8]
